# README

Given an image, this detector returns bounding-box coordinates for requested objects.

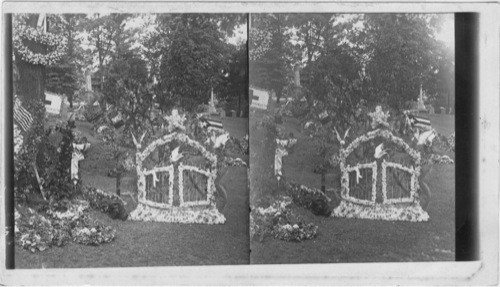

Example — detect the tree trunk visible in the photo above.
[238,92,241,117]
[276,87,282,104]
[116,173,121,196]
[321,171,326,193]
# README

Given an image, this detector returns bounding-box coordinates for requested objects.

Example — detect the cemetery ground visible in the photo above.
[250,108,455,263]
[15,117,250,268]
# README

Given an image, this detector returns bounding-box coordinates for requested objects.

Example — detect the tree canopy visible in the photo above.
[250,13,454,114]
[250,13,455,191]
[156,14,230,111]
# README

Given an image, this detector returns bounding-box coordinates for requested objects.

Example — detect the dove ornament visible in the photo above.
[334,127,350,146]
[374,143,387,159]
[170,146,183,163]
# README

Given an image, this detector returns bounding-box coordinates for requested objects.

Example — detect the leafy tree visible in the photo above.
[45,14,88,107]
[425,43,455,112]
[363,14,442,111]
[250,14,296,103]
[302,43,363,130]
[300,38,364,193]
[287,14,452,192]
[218,41,248,116]
[83,13,133,91]
[102,51,154,133]
[156,14,230,112]
[134,15,163,84]
[287,14,334,64]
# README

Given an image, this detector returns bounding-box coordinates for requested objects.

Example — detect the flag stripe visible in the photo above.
[201,118,223,130]
[409,115,431,127]
[414,123,431,130]
[410,115,432,132]
[414,117,430,125]
[13,97,33,132]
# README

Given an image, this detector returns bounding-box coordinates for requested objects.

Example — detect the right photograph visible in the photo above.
[249,13,456,263]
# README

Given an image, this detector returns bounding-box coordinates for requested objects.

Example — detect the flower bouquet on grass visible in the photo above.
[287,183,331,217]
[82,186,128,220]
[72,216,116,246]
[15,199,117,253]
[274,222,318,242]
[16,208,57,252]
[250,196,318,242]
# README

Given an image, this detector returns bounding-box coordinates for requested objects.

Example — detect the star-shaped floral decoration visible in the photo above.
[368,105,390,129]
[164,109,187,132]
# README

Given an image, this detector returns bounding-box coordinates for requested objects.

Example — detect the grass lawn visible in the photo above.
[15,117,249,268]
[429,114,455,136]
[250,109,455,263]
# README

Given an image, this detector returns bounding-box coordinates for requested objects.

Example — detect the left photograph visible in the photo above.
[11,13,249,268]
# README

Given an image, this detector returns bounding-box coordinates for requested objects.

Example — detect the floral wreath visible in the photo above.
[13,24,67,66]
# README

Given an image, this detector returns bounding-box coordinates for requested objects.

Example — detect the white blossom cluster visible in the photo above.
[368,105,391,129]
[332,200,429,222]
[13,25,67,66]
[163,109,187,133]
[336,113,427,221]
[131,116,224,224]
[129,204,226,224]
[13,123,23,155]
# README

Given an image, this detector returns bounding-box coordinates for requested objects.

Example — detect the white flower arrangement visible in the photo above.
[424,154,455,165]
[91,187,127,205]
[139,132,217,165]
[341,129,421,165]
[13,123,23,155]
[132,126,222,224]
[332,200,429,222]
[129,204,226,224]
[254,197,293,216]
[336,113,427,221]
[47,200,89,221]
[368,105,390,129]
[163,109,187,132]
[13,25,67,66]
[223,157,247,167]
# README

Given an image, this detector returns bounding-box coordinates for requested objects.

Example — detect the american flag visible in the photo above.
[200,117,223,131]
[408,114,432,130]
[13,96,33,132]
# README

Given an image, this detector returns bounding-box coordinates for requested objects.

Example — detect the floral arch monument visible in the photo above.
[332,106,429,222]
[128,111,225,224]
